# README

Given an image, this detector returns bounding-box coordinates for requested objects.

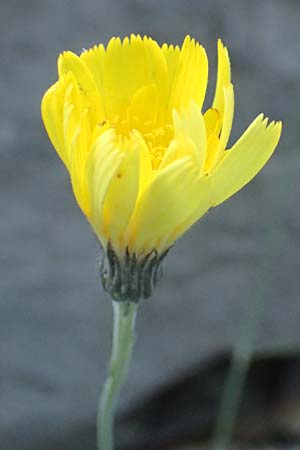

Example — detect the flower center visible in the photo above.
[142,124,173,170]
[97,113,174,170]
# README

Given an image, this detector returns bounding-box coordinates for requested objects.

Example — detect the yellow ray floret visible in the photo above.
[41,35,282,257]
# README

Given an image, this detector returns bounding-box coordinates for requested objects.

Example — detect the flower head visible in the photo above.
[42,35,281,300]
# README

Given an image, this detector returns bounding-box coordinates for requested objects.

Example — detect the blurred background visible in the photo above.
[1,0,300,449]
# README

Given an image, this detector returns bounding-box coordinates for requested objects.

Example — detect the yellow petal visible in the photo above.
[204,134,220,173]
[160,137,199,171]
[130,130,153,197]
[41,74,74,166]
[58,51,99,95]
[69,109,91,216]
[80,44,106,93]
[165,101,206,172]
[142,36,169,114]
[129,157,201,254]
[128,83,159,131]
[103,35,168,122]
[63,83,82,162]
[102,133,142,252]
[212,39,231,116]
[210,115,282,206]
[58,51,104,123]
[203,108,221,137]
[218,83,234,152]
[207,83,235,171]
[160,175,211,250]
[162,43,181,98]
[86,130,124,247]
[168,36,208,113]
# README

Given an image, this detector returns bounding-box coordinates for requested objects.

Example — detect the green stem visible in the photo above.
[97,301,138,450]
[212,255,272,450]
[211,340,254,450]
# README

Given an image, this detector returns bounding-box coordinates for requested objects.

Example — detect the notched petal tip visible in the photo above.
[276,120,283,133]
[209,112,282,207]
[213,38,231,113]
[217,38,227,51]
[58,51,78,75]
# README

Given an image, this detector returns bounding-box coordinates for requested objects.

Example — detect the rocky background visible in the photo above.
[1,0,300,449]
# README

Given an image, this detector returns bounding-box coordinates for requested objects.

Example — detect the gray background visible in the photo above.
[1,0,300,448]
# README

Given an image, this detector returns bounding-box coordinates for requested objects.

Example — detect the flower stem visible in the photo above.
[211,339,254,450]
[211,266,269,450]
[97,301,138,450]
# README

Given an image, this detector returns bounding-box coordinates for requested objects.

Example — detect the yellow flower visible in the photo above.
[41,35,281,299]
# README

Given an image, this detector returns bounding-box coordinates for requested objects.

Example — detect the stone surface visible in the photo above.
[1,0,300,449]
